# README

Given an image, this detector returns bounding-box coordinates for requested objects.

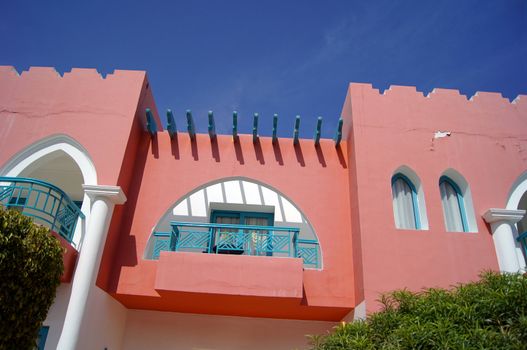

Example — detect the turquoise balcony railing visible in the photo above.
[152,222,320,268]
[0,177,84,244]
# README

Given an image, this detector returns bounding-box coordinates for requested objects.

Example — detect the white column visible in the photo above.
[57,185,126,350]
[483,208,525,273]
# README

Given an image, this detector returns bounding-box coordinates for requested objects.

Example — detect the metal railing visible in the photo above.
[152,221,320,268]
[0,177,84,244]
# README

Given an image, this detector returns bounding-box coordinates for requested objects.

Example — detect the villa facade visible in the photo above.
[0,66,526,349]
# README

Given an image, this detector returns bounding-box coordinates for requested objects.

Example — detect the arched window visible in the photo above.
[439,176,468,232]
[392,173,421,229]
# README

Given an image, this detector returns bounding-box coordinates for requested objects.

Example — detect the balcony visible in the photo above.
[151,222,320,268]
[0,177,84,244]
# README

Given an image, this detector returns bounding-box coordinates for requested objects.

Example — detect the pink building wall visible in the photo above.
[0,66,159,186]
[103,130,359,321]
[342,83,527,312]
[1,66,527,348]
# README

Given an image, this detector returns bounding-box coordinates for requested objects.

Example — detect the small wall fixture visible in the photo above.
[186,110,196,139]
[145,108,158,136]
[208,111,216,139]
[166,109,177,138]
[334,118,343,147]
[314,116,322,146]
[293,115,301,144]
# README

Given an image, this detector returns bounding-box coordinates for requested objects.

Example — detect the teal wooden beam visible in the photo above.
[166,109,177,138]
[293,115,300,144]
[186,110,195,139]
[272,114,278,143]
[314,116,322,145]
[232,111,238,138]
[252,113,259,142]
[145,108,157,135]
[334,118,343,147]
[208,111,216,138]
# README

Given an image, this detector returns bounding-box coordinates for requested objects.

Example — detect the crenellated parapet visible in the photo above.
[0,65,146,80]
[349,82,526,106]
[0,65,161,131]
[341,82,527,141]
[0,66,160,185]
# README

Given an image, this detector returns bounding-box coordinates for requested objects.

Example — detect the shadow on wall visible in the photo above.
[153,132,347,169]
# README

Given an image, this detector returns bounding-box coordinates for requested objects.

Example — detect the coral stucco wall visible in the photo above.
[0,66,156,186]
[102,130,358,321]
[342,83,527,312]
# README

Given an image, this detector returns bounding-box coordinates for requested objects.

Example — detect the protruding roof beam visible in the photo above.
[208,111,216,139]
[272,114,278,143]
[186,110,196,139]
[145,108,157,135]
[334,118,343,147]
[314,116,322,145]
[252,113,259,143]
[293,115,300,144]
[166,109,177,138]
[232,111,238,139]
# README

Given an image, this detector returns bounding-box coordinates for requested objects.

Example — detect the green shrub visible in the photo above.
[0,207,64,350]
[309,272,527,350]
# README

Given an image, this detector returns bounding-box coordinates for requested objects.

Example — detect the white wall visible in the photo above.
[122,310,336,350]
[43,284,72,350]
[76,286,127,350]
[44,285,126,350]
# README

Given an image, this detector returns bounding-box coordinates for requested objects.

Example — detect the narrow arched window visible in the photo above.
[392,174,421,229]
[439,176,468,232]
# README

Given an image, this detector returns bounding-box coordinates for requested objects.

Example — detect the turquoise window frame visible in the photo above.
[211,210,274,256]
[211,210,274,226]
[439,176,469,232]
[36,326,49,350]
[391,173,421,229]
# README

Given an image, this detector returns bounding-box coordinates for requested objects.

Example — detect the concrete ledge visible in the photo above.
[155,251,303,299]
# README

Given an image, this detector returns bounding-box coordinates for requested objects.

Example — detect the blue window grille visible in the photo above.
[439,176,468,232]
[151,209,320,268]
[391,173,421,229]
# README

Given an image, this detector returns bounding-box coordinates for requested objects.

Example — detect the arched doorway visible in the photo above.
[506,172,527,270]
[0,135,97,246]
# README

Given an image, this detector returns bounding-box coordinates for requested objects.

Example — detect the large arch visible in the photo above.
[505,170,527,270]
[144,176,323,269]
[0,134,98,247]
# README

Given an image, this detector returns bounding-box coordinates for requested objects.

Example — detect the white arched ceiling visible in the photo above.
[0,134,97,247]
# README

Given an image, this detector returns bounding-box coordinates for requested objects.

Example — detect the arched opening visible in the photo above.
[0,135,97,246]
[391,165,429,230]
[439,169,477,232]
[506,171,527,270]
[144,177,322,269]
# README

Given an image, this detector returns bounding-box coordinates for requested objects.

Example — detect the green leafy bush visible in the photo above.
[309,272,527,350]
[0,207,64,350]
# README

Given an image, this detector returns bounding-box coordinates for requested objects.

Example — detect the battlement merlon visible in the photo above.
[0,65,162,131]
[0,66,161,185]
[340,82,527,142]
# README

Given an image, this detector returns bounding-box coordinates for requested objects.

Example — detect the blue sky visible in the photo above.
[1,1,526,138]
